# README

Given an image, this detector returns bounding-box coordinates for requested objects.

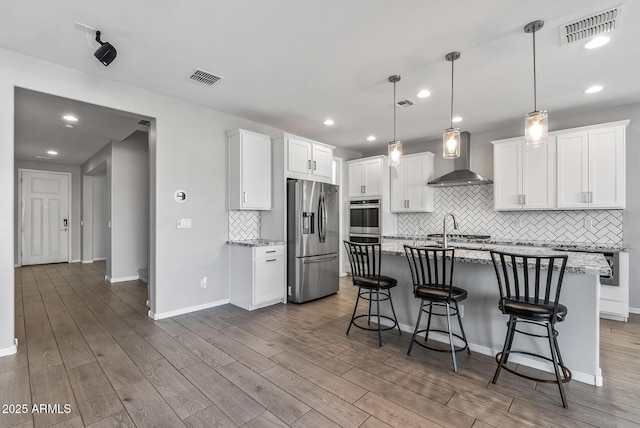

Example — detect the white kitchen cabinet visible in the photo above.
[347,156,383,198]
[229,244,285,311]
[390,152,435,213]
[492,136,555,211]
[557,123,627,209]
[228,129,271,210]
[284,134,335,183]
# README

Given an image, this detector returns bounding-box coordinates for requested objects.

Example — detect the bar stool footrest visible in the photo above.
[412,328,469,353]
[495,351,572,383]
[350,314,399,332]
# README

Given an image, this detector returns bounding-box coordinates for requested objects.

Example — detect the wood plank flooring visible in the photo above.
[2,261,640,427]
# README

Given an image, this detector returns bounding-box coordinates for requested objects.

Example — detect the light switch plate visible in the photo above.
[176,219,193,229]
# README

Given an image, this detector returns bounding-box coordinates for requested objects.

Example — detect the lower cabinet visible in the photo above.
[230,245,285,311]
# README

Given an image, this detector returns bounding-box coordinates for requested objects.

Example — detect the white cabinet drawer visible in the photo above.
[254,245,284,258]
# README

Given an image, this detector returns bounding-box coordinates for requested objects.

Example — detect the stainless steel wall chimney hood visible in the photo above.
[428,132,492,187]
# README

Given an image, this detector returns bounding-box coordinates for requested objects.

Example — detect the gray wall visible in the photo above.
[111,131,149,279]
[14,160,82,265]
[92,173,107,260]
[0,46,287,350]
[363,102,640,311]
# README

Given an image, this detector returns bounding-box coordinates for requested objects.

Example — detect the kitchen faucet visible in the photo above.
[442,213,459,248]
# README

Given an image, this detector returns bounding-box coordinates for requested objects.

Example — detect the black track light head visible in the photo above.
[94,30,117,66]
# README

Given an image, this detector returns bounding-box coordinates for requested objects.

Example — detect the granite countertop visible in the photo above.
[226,239,285,247]
[381,240,611,276]
[384,235,632,252]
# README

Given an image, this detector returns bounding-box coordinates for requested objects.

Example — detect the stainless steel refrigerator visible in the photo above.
[287,179,340,303]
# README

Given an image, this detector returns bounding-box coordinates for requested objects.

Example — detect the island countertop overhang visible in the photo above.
[380,240,611,276]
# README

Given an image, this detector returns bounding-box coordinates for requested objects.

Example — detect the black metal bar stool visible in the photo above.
[404,245,470,372]
[489,250,572,408]
[344,241,402,346]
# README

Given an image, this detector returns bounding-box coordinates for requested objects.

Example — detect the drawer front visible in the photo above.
[254,245,284,258]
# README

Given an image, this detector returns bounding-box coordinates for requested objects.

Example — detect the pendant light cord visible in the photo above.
[393,79,397,142]
[450,57,455,129]
[532,28,537,112]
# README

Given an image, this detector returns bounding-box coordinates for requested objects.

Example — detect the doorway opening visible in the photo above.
[13,87,155,313]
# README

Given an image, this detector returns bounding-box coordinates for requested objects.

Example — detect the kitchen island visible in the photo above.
[377,240,611,386]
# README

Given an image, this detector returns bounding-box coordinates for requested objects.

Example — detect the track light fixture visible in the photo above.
[94,30,117,66]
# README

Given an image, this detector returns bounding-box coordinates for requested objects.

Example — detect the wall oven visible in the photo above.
[349,199,381,235]
[349,233,381,244]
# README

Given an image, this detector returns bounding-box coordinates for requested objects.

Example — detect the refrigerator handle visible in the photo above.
[317,195,325,243]
[321,194,328,243]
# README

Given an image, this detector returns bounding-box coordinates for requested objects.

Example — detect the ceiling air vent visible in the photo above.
[137,119,150,127]
[560,5,623,45]
[396,99,414,108]
[187,68,224,86]
[34,155,52,160]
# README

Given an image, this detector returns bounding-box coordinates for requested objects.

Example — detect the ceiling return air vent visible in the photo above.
[559,5,623,45]
[396,99,414,108]
[137,119,150,127]
[187,68,224,86]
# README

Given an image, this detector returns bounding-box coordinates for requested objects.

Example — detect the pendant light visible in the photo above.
[443,52,461,159]
[524,20,548,147]
[388,75,402,167]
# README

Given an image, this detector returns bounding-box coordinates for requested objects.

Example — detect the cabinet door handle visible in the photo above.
[363,185,366,193]
[522,194,526,205]
[313,160,317,170]
[266,250,276,253]
[243,192,247,203]
[266,259,277,262]
[588,191,593,203]
[361,185,364,193]
[308,160,311,170]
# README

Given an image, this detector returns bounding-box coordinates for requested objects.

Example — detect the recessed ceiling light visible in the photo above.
[584,85,604,94]
[47,150,58,155]
[63,114,78,122]
[323,119,334,126]
[366,135,376,142]
[416,90,431,98]
[585,36,610,49]
[65,124,74,128]
[452,116,463,123]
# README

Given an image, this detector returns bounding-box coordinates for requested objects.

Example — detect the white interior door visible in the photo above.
[21,170,70,265]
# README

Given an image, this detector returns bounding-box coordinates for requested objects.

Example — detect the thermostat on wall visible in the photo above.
[174,189,188,203]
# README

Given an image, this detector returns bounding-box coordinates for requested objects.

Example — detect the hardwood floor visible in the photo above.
[2,261,640,427]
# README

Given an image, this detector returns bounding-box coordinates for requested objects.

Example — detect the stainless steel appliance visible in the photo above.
[287,179,340,303]
[349,199,381,235]
[348,233,381,244]
[554,248,619,286]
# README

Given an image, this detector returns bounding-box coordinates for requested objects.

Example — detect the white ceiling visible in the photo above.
[3,0,640,155]
[14,88,147,164]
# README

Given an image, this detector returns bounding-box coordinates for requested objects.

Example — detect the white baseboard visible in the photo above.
[70,259,81,263]
[14,264,20,268]
[380,318,602,386]
[93,257,107,261]
[105,275,140,283]
[148,299,230,320]
[82,260,93,264]
[0,338,18,357]
[629,307,640,315]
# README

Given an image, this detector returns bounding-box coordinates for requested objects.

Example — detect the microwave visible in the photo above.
[349,199,381,235]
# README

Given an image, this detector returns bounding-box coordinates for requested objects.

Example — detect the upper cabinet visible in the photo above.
[228,129,271,210]
[557,123,627,209]
[390,152,435,213]
[492,136,555,211]
[347,156,384,198]
[492,120,628,211]
[284,134,335,183]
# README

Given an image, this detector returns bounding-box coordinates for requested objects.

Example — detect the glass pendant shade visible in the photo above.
[524,110,548,147]
[388,140,402,167]
[443,128,461,159]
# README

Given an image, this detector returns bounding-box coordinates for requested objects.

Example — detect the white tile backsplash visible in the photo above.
[397,185,623,244]
[229,210,261,240]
